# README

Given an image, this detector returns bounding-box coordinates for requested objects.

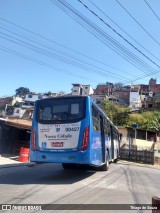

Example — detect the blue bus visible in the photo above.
[30,96,120,171]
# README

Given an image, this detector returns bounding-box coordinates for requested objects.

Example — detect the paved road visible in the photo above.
[0,162,160,213]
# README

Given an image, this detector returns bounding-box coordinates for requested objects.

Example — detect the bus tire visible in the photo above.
[101,152,109,171]
[114,158,118,163]
[114,150,119,163]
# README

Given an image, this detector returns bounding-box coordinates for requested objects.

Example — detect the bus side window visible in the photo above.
[112,127,116,140]
[108,124,111,138]
[104,119,108,135]
[92,105,100,132]
[104,119,111,137]
[114,129,118,141]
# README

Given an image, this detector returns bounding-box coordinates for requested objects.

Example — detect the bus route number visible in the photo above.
[65,127,79,132]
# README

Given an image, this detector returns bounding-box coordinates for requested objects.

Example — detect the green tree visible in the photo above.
[126,111,160,131]
[102,101,160,130]
[44,91,52,96]
[102,99,117,121]
[102,99,129,125]
[126,113,144,129]
[15,87,30,97]
[141,112,154,130]
[114,111,130,126]
[148,112,160,132]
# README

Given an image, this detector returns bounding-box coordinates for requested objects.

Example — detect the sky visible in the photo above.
[0,0,160,97]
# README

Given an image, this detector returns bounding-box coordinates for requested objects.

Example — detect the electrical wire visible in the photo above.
[144,0,160,22]
[77,0,160,69]
[0,17,133,77]
[51,0,160,84]
[0,28,133,82]
[88,0,160,63]
[115,0,160,47]
[0,45,98,82]
[0,1,160,86]
[0,15,157,84]
[0,18,138,82]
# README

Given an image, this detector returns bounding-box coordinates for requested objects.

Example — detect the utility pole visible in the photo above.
[132,124,138,144]
[129,134,131,159]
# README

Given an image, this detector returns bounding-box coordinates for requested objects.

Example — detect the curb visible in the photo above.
[0,162,36,169]
[118,160,160,170]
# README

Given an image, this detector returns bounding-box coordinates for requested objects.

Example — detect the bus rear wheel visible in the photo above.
[101,152,109,171]
[114,150,119,163]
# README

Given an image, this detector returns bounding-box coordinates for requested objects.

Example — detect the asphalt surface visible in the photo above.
[0,154,160,169]
[0,158,160,213]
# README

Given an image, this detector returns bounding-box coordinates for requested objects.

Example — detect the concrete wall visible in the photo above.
[12,108,26,118]
[121,137,154,150]
[82,85,94,96]
[154,142,160,158]
[130,91,141,109]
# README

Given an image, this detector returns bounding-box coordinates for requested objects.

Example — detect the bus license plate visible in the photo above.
[51,142,64,147]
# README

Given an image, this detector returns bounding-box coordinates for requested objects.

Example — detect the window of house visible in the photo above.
[28,94,32,98]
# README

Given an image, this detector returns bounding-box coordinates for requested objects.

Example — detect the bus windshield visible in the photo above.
[36,97,86,124]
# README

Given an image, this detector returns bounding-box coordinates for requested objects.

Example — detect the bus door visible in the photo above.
[100,116,105,163]
[110,125,114,160]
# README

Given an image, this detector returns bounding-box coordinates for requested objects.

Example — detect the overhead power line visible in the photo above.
[0,26,133,82]
[144,0,160,22]
[0,2,159,85]
[1,13,158,84]
[52,0,160,83]
[77,0,160,69]
[115,0,160,47]
[0,45,98,83]
[0,17,137,81]
[88,0,160,63]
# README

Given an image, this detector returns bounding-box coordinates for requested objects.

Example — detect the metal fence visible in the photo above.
[120,148,154,164]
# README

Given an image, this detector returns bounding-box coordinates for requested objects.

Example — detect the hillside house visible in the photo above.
[22,93,48,109]
[0,118,31,155]
[118,126,158,150]
[94,83,113,96]
[71,84,94,96]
